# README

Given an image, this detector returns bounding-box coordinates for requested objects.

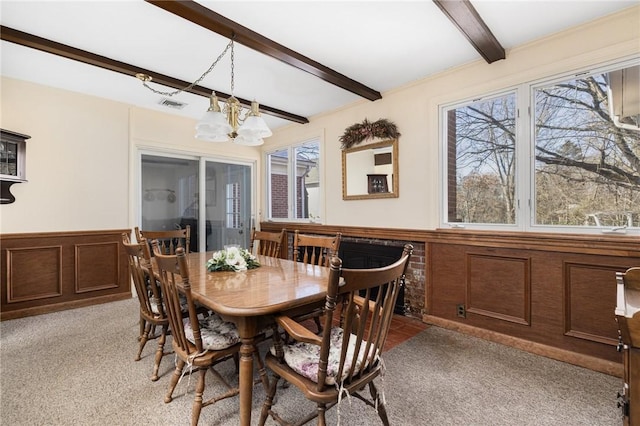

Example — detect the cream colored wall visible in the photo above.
[1,7,637,234]
[264,6,640,230]
[0,79,262,234]
[0,79,130,233]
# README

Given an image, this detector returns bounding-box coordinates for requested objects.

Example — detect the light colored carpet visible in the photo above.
[0,298,623,425]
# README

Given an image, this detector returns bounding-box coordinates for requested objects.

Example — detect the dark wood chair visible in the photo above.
[136,225,191,255]
[259,244,413,426]
[152,243,265,426]
[291,231,342,332]
[250,228,286,258]
[122,233,170,381]
[293,230,341,267]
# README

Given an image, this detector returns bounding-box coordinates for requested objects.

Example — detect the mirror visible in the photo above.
[342,139,399,200]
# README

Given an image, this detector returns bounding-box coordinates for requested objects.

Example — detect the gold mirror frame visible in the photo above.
[342,139,399,200]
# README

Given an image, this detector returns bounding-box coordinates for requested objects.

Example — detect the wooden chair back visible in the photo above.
[122,233,163,318]
[250,228,286,258]
[317,243,412,390]
[136,225,191,255]
[619,267,640,291]
[151,243,202,356]
[293,230,341,267]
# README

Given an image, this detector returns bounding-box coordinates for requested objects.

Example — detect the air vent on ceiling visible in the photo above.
[158,98,187,110]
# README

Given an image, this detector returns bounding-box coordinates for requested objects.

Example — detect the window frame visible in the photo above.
[440,57,640,236]
[264,137,323,223]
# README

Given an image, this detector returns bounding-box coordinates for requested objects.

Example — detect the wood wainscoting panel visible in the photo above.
[466,253,531,325]
[75,242,120,293]
[564,262,621,345]
[6,246,63,303]
[1,229,130,320]
[262,221,640,372]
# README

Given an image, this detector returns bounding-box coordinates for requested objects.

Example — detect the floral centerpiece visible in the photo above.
[206,246,260,272]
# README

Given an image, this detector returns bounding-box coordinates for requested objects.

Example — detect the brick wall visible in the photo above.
[270,174,288,218]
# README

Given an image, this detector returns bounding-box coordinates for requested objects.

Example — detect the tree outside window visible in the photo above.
[444,61,640,232]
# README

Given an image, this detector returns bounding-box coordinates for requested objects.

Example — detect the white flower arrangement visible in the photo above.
[206,246,260,272]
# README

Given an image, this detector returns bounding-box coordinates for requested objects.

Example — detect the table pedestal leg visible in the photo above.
[239,338,254,426]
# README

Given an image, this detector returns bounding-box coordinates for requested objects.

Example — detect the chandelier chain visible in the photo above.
[230,40,235,95]
[141,39,234,97]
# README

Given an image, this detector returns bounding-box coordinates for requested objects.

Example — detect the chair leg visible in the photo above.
[138,315,146,341]
[191,368,207,426]
[258,373,280,426]
[254,350,270,393]
[151,325,168,381]
[165,359,185,404]
[136,321,152,361]
[316,403,327,426]
[368,382,389,426]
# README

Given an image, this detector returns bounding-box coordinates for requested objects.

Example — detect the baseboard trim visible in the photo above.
[0,293,132,321]
[423,314,623,378]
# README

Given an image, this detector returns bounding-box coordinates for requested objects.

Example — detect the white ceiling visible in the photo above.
[1,1,637,132]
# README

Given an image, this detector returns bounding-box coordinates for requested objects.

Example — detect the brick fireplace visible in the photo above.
[339,237,425,319]
[283,230,425,320]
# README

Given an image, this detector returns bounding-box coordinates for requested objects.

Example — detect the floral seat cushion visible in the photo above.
[184,314,240,350]
[150,292,188,315]
[272,327,378,385]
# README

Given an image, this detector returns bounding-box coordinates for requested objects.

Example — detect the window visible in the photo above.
[225,182,241,228]
[445,92,517,225]
[442,60,640,234]
[266,139,321,221]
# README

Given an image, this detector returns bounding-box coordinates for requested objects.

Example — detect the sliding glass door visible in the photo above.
[140,153,253,252]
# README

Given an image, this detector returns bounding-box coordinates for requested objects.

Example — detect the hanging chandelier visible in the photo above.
[136,38,271,146]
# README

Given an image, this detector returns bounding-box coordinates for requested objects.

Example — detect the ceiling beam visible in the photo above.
[433,0,505,64]
[0,25,308,124]
[145,0,382,101]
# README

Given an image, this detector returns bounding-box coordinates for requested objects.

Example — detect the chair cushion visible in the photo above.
[184,314,240,350]
[150,292,188,315]
[272,326,377,385]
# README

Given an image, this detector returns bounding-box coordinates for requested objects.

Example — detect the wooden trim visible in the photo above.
[465,253,531,326]
[6,245,63,303]
[432,0,505,64]
[259,222,640,257]
[0,25,307,124]
[145,0,382,101]
[1,229,132,239]
[424,315,623,377]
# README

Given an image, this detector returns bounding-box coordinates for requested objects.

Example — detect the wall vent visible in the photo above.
[158,98,187,110]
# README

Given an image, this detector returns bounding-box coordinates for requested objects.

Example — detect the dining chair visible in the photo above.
[291,231,342,332]
[136,225,191,255]
[293,230,341,267]
[152,243,265,426]
[249,228,286,258]
[259,244,413,426]
[122,233,170,381]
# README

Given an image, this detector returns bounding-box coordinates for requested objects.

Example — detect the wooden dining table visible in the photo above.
[183,251,330,426]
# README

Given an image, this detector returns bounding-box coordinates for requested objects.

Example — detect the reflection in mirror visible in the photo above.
[342,139,399,200]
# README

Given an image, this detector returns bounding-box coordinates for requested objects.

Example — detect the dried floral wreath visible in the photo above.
[339,118,401,149]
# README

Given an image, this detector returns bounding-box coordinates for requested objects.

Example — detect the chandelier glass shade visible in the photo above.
[195,92,272,146]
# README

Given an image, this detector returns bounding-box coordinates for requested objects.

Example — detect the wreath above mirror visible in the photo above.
[339,118,401,149]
